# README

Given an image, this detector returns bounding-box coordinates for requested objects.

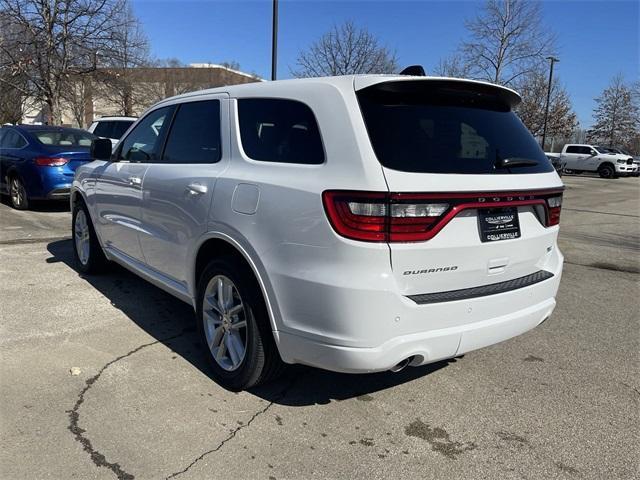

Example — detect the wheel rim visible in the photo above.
[74,210,91,265]
[202,275,248,372]
[602,167,612,178]
[10,178,23,206]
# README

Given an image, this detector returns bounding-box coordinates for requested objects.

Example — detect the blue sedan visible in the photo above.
[0,125,98,209]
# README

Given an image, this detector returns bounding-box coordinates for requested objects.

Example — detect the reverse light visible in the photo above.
[546,195,563,226]
[34,157,69,167]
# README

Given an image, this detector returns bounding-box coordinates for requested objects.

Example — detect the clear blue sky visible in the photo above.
[132,0,639,128]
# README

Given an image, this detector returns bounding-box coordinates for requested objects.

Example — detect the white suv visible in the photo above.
[87,116,137,148]
[71,75,564,390]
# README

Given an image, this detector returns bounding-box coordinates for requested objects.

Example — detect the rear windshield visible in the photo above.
[357,80,553,174]
[33,129,96,147]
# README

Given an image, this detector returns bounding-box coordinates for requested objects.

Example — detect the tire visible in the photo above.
[598,164,615,179]
[196,257,285,390]
[72,200,107,274]
[9,175,29,210]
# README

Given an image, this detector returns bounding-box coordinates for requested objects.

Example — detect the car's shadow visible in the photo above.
[46,239,453,406]
[0,195,69,212]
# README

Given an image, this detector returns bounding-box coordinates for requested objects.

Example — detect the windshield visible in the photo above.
[594,146,614,154]
[357,80,553,174]
[33,129,96,147]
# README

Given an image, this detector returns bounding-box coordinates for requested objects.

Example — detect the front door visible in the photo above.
[140,96,229,286]
[93,106,175,262]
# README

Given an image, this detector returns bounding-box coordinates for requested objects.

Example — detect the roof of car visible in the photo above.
[154,74,522,107]
[11,125,94,135]
[93,116,137,121]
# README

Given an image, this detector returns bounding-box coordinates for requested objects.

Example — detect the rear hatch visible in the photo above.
[43,148,94,175]
[354,77,563,296]
[31,127,97,174]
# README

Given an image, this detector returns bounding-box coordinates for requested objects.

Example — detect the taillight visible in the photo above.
[323,189,563,243]
[546,195,562,226]
[34,157,69,166]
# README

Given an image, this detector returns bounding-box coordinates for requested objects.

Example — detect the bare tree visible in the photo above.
[0,0,126,124]
[97,2,150,117]
[587,74,639,151]
[292,21,398,78]
[514,69,578,145]
[433,53,473,78]
[457,0,556,86]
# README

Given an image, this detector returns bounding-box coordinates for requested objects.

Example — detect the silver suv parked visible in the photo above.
[72,75,564,390]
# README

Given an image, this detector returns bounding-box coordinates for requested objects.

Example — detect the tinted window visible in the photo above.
[119,107,173,162]
[92,121,114,138]
[238,99,324,164]
[33,129,94,147]
[111,121,134,139]
[565,146,580,154]
[162,100,221,164]
[1,130,27,149]
[357,81,553,174]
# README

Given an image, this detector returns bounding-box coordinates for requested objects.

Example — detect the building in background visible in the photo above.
[21,63,261,127]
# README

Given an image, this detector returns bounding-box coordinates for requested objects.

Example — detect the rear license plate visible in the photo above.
[478,207,521,242]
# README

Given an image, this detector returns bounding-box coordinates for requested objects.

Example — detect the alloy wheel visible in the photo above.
[10,177,24,207]
[202,275,248,371]
[74,209,91,265]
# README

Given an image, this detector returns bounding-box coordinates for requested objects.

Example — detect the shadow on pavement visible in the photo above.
[0,195,69,212]
[46,239,452,406]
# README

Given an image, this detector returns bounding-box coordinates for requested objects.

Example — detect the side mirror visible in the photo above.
[91,138,113,160]
[590,149,597,156]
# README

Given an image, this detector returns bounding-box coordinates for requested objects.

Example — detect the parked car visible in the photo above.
[0,125,97,209]
[87,116,136,148]
[72,74,564,390]
[548,144,637,178]
[545,154,564,175]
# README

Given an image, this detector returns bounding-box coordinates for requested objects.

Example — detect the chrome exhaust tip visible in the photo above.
[389,357,413,373]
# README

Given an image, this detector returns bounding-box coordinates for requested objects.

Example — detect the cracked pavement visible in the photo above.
[1,176,638,479]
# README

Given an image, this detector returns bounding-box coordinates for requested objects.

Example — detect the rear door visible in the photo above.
[355,78,563,296]
[93,106,174,262]
[139,96,229,285]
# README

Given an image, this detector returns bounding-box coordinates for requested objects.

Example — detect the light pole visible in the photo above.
[271,0,278,81]
[541,56,559,150]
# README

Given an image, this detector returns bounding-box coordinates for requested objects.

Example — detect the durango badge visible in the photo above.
[403,266,459,275]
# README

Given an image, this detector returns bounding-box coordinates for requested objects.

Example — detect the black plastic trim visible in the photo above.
[407,270,554,305]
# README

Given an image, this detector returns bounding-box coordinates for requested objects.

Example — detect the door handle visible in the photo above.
[186,183,208,195]
[128,176,142,186]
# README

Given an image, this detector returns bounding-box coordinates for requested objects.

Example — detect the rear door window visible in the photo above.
[357,80,553,174]
[1,130,27,149]
[162,100,221,163]
[111,121,134,139]
[238,98,324,164]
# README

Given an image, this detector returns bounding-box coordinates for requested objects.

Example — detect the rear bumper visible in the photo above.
[275,295,556,373]
[273,249,563,373]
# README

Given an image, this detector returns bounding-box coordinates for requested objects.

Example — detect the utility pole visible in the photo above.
[541,56,559,150]
[271,0,278,81]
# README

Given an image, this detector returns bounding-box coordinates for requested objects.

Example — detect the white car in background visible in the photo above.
[547,144,637,178]
[72,74,564,390]
[87,116,136,149]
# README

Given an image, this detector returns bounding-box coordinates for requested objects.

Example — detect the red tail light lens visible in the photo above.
[323,189,563,243]
[34,157,69,166]
[546,195,562,226]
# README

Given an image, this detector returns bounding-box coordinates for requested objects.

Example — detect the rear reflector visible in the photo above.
[34,157,69,166]
[323,189,564,242]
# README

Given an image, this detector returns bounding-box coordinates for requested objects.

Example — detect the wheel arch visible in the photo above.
[598,161,615,171]
[192,232,281,334]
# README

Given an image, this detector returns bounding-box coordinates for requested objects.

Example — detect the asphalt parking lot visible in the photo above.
[1,175,638,480]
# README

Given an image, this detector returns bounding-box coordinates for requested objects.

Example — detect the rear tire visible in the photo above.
[9,175,28,210]
[72,201,107,274]
[196,257,285,390]
[598,164,615,179]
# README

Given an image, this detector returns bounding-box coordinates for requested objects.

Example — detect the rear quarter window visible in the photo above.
[357,80,553,175]
[237,98,324,165]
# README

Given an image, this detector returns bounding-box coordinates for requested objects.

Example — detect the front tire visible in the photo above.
[72,201,107,274]
[598,164,615,179]
[196,257,284,390]
[9,175,29,210]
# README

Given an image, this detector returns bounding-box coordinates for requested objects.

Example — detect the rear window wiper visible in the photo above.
[494,157,539,169]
